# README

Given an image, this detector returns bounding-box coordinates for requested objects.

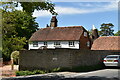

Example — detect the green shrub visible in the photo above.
[16,71,34,76]
[16,68,62,76]
[16,70,47,76]
[51,67,61,72]
[33,70,46,74]
[11,51,19,64]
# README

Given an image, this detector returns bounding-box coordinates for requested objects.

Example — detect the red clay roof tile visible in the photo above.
[29,26,85,41]
[91,36,120,50]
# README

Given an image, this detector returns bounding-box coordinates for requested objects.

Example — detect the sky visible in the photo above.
[16,1,119,33]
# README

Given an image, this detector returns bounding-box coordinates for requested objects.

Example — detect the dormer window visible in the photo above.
[33,42,38,47]
[84,32,87,37]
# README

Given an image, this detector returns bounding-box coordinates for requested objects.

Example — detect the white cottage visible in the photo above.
[29,16,92,50]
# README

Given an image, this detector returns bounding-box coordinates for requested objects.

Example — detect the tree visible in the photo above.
[88,29,92,36]
[2,1,57,61]
[20,2,57,15]
[2,36,26,61]
[99,23,114,36]
[2,9,39,39]
[2,1,57,15]
[2,9,38,61]
[114,31,120,36]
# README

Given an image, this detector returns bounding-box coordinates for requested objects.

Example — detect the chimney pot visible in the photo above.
[50,16,58,27]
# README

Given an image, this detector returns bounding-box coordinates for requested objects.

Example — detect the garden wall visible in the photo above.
[19,49,120,70]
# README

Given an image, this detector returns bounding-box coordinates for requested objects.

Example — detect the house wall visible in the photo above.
[80,32,91,49]
[19,49,120,71]
[29,41,79,50]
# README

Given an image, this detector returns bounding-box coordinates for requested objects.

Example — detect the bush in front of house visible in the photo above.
[16,70,47,76]
[50,67,61,72]
[16,71,34,76]
[11,51,19,64]
[33,70,47,74]
[16,68,61,76]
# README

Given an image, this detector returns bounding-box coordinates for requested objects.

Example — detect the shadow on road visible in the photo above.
[104,66,120,69]
[2,75,120,80]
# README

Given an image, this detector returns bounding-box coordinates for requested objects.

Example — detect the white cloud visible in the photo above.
[54,7,88,14]
[78,3,95,7]
[51,0,118,2]
[33,10,51,17]
[103,2,118,10]
[32,2,118,17]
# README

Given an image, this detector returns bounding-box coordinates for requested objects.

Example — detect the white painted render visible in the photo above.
[29,41,80,50]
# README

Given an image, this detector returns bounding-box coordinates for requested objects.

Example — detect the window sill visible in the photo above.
[69,46,75,47]
[33,46,38,47]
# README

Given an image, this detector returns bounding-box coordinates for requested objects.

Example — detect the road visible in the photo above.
[70,69,120,78]
[2,69,120,80]
[49,69,120,79]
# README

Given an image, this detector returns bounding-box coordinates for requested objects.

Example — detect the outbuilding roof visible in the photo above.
[29,26,86,41]
[91,36,120,50]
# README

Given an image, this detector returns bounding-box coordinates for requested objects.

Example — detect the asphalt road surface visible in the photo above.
[71,69,120,78]
[2,68,120,80]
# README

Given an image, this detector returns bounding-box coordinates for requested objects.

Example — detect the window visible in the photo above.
[84,32,87,37]
[87,41,90,47]
[44,42,47,46]
[69,41,75,47]
[33,42,38,47]
[54,42,60,45]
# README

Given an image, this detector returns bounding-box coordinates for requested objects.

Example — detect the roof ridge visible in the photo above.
[39,26,83,29]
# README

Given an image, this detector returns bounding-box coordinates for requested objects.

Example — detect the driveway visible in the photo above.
[0,65,18,78]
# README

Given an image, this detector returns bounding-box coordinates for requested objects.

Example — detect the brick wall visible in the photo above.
[80,33,91,49]
[19,49,120,71]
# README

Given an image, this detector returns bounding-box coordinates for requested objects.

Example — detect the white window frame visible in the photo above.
[33,42,38,47]
[54,41,61,46]
[69,41,75,47]
[44,42,47,46]
[87,41,90,47]
[84,32,87,37]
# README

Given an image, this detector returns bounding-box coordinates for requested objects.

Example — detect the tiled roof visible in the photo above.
[91,36,120,50]
[29,26,86,41]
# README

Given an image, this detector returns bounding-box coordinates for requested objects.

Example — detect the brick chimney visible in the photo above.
[50,16,58,27]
